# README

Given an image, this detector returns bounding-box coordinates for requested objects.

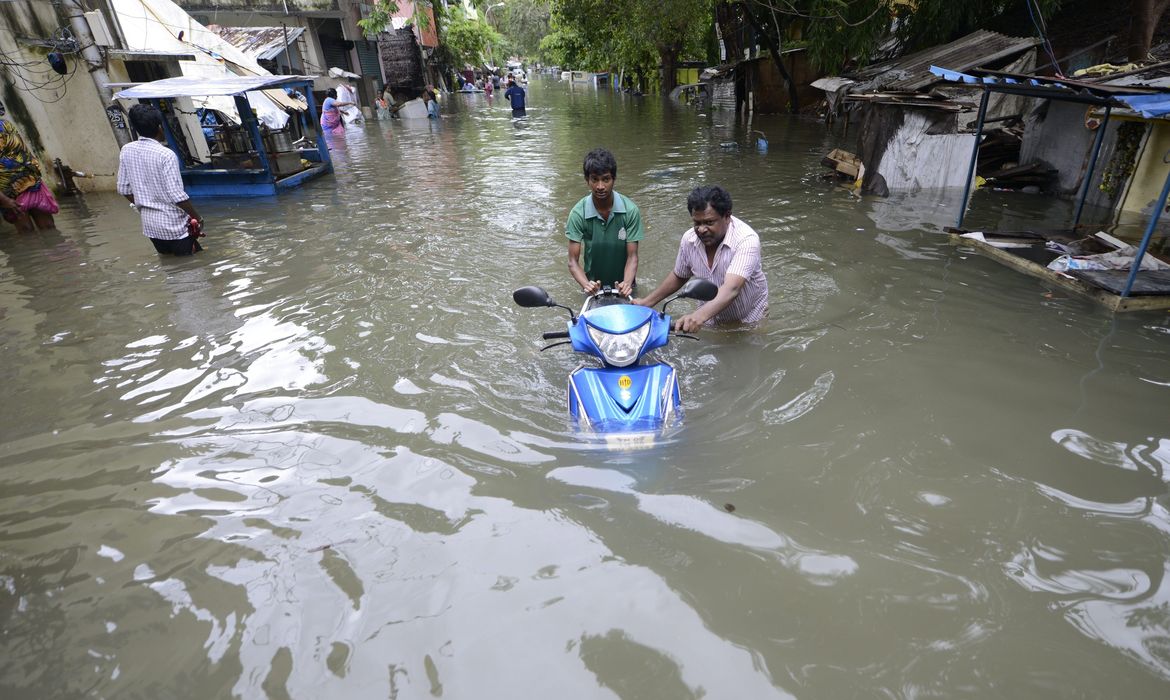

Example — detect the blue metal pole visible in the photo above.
[300,80,331,169]
[1072,105,1112,229]
[235,95,272,179]
[155,99,184,157]
[956,88,990,229]
[1121,152,1170,297]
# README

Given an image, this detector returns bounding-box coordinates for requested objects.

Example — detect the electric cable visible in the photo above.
[1026,0,1063,77]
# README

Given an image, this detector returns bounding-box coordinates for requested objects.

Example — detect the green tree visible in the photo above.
[442,6,504,68]
[1128,0,1170,61]
[549,0,710,92]
[537,27,587,67]
[743,0,1064,72]
[498,0,553,56]
[357,0,402,36]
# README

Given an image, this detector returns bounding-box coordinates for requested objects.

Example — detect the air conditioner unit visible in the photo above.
[84,10,115,47]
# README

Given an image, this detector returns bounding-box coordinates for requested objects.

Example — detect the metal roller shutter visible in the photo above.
[356,40,382,90]
[321,38,351,72]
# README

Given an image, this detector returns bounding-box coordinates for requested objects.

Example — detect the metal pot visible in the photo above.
[223,127,252,154]
[264,129,294,153]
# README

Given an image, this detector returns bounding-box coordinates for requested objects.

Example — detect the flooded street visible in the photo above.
[4,79,1170,698]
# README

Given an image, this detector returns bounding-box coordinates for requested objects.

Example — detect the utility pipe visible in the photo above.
[62,0,129,145]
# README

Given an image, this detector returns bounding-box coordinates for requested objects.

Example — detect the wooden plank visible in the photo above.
[948,233,1170,312]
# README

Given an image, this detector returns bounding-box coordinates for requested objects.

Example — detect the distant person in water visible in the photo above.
[422,90,440,119]
[565,148,642,296]
[319,88,352,135]
[503,78,526,118]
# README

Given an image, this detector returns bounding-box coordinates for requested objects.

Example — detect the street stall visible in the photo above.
[930,65,1170,312]
[114,75,332,197]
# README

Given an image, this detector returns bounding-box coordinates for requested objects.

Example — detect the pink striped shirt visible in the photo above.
[673,215,769,324]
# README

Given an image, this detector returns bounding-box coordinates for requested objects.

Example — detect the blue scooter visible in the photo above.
[513,279,718,444]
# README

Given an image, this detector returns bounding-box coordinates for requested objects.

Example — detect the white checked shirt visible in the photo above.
[117,137,190,240]
[673,215,769,324]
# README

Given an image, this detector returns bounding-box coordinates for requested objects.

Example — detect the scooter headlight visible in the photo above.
[587,322,650,367]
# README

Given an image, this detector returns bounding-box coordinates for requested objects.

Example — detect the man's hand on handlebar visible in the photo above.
[582,280,601,295]
[674,313,705,334]
[615,280,633,297]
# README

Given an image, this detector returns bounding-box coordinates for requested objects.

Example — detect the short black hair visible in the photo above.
[326,88,337,99]
[687,185,733,217]
[128,103,164,138]
[583,148,617,179]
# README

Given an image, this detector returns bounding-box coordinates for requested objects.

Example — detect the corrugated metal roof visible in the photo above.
[211,26,306,62]
[928,65,1169,110]
[848,30,1042,92]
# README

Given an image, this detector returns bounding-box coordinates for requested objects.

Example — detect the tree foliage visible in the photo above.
[440,6,504,68]
[357,0,401,37]
[496,0,553,56]
[545,0,710,91]
[742,0,1064,72]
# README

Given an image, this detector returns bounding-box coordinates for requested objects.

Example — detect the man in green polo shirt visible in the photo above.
[566,148,643,296]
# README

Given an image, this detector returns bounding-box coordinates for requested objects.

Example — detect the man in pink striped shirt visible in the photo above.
[635,185,768,332]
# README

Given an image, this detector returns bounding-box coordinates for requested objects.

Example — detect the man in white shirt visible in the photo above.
[117,104,204,255]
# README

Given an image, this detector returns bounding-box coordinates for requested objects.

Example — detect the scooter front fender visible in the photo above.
[567,362,680,432]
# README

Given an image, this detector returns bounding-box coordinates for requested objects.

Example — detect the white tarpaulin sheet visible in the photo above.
[114,75,311,98]
[875,112,976,192]
[111,0,304,127]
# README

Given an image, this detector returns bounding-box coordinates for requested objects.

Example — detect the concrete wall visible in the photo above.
[0,1,123,193]
[1020,100,1103,195]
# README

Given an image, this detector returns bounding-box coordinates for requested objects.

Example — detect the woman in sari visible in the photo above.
[0,101,58,232]
[319,88,351,135]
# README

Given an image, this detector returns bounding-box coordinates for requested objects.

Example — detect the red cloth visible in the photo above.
[17,182,58,214]
[2,182,58,222]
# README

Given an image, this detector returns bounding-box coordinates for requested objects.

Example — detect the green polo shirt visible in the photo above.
[565,191,643,286]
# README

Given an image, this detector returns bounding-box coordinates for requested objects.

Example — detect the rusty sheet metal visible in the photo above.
[848,30,1041,92]
[211,26,306,61]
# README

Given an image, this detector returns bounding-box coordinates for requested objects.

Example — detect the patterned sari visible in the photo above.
[319,97,344,135]
[0,119,42,198]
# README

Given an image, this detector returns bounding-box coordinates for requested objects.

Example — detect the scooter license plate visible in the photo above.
[603,432,658,450]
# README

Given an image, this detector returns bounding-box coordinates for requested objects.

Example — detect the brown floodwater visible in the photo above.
[2,78,1170,698]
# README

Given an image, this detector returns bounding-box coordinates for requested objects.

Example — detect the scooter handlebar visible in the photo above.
[542,330,570,340]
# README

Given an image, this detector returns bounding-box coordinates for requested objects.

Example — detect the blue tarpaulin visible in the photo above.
[1116,93,1170,118]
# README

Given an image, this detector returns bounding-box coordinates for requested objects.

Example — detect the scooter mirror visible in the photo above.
[513,286,555,308]
[677,278,719,302]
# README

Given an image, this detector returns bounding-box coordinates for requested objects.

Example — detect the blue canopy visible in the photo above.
[1116,93,1170,118]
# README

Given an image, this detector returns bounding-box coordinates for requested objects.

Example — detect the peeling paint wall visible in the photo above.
[0,1,122,193]
[1121,120,1170,219]
[1020,100,1101,195]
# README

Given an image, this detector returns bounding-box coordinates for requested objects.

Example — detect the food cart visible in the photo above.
[114,75,332,197]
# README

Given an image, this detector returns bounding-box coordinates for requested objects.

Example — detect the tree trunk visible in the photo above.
[1128,0,1170,62]
[739,1,799,113]
[661,45,679,94]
